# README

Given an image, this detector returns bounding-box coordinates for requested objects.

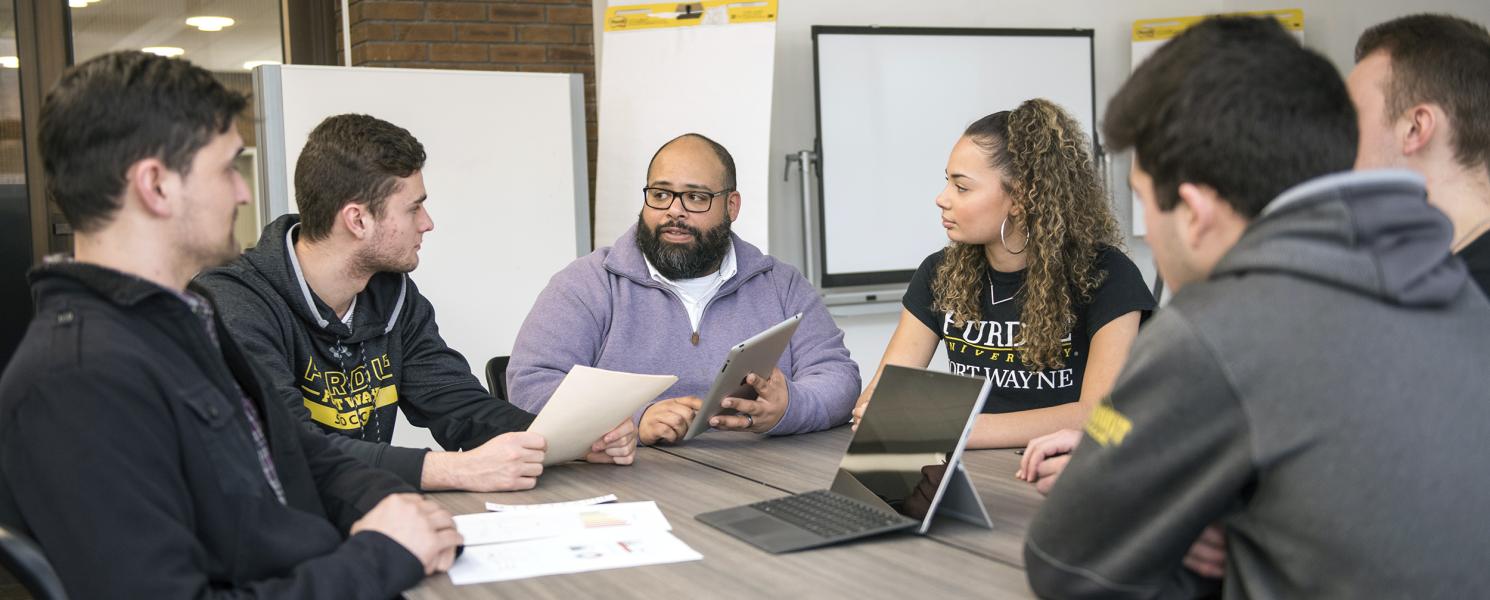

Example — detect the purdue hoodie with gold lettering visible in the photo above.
[194,214,535,487]
[1025,171,1490,599]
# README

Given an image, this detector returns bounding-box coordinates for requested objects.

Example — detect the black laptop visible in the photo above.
[696,365,993,553]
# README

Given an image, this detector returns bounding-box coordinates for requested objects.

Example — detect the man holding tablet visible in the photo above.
[507,134,860,444]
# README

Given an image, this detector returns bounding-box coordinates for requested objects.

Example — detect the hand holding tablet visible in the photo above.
[709,368,789,433]
[683,313,802,441]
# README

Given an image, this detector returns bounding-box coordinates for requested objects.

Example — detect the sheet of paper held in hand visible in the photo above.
[526,366,677,465]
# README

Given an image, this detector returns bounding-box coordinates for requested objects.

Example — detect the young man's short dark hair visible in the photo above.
[39,51,246,233]
[294,113,426,242]
[1355,13,1490,174]
[1104,16,1357,218]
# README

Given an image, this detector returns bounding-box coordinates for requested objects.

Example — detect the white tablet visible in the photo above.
[683,313,802,441]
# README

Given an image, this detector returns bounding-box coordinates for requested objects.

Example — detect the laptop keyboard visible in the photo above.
[751,489,911,539]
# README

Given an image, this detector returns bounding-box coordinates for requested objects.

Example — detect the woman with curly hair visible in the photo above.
[854,99,1155,449]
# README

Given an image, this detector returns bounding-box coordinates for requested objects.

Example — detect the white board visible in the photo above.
[813,28,1095,288]
[595,0,776,251]
[254,64,590,390]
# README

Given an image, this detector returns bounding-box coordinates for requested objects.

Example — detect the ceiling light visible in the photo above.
[0,56,17,69]
[142,47,185,58]
[242,60,280,70]
[68,0,89,7]
[185,16,235,32]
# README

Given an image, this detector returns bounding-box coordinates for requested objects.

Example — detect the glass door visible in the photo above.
[0,0,29,367]
[68,0,284,250]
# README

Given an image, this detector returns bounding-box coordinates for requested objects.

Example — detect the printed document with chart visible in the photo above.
[448,501,702,585]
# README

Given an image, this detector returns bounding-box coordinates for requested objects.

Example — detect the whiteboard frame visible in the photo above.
[810,26,1098,289]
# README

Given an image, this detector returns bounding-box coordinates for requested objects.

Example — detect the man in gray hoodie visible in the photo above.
[508,134,860,445]
[1020,17,1490,599]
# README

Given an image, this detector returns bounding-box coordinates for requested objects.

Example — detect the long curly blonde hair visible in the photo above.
[932,99,1122,370]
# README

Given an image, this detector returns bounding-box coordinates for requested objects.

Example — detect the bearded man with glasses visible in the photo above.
[508,133,860,445]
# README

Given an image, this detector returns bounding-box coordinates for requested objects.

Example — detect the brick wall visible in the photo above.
[335,1,598,207]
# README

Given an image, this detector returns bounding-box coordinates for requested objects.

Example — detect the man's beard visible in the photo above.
[184,206,243,270]
[355,230,419,275]
[636,214,732,280]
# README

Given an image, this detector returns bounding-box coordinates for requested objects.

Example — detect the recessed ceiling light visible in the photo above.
[68,0,89,7]
[142,47,185,58]
[242,60,280,70]
[0,56,18,69]
[185,16,235,32]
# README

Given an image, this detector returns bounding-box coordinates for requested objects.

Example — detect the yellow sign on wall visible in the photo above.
[1133,8,1303,42]
[605,0,778,32]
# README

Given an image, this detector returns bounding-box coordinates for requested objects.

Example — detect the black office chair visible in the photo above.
[485,355,511,401]
[0,526,66,600]
[0,476,65,599]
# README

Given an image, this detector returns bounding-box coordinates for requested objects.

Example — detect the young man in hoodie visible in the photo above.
[1348,14,1490,295]
[1017,17,1490,598]
[0,51,459,598]
[195,114,636,492]
[507,134,860,445]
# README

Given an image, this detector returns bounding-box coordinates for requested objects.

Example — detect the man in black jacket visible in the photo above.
[194,114,637,492]
[0,51,460,598]
[1348,14,1490,294]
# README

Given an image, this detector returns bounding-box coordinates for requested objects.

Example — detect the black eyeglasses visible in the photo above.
[642,187,731,213]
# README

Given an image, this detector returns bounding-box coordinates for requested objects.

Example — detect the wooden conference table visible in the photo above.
[407,427,1045,599]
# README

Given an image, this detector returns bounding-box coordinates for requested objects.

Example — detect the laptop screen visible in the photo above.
[829,366,990,523]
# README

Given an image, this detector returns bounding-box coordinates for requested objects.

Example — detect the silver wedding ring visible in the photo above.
[744,413,755,429]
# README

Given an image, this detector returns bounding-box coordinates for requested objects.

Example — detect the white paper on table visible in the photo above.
[527,366,677,465]
[448,529,703,585]
[486,493,618,512]
[455,501,672,546]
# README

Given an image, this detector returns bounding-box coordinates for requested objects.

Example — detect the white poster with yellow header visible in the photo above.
[1130,9,1303,236]
[595,0,778,251]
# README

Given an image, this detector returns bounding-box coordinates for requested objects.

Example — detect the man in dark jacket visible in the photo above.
[0,51,460,598]
[194,114,636,492]
[1018,17,1490,599]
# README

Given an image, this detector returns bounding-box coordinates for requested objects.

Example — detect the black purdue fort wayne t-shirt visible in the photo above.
[903,246,1156,414]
